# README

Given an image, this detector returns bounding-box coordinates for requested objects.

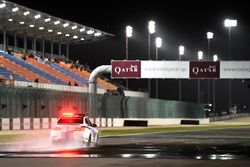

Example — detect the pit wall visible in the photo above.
[0,118,209,130]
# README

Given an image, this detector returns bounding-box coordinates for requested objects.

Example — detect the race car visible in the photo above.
[50,113,99,146]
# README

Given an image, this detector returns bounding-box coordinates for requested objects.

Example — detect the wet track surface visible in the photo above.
[1,127,250,160]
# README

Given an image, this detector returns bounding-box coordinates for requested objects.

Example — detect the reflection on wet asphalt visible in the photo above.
[1,127,250,160]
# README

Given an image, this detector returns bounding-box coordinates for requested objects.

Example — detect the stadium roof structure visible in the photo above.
[0,0,114,44]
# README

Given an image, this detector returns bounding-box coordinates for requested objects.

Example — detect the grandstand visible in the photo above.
[0,0,117,91]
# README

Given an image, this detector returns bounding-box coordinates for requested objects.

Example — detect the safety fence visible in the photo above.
[209,113,250,122]
[0,85,205,120]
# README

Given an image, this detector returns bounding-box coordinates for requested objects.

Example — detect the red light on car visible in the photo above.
[63,112,74,116]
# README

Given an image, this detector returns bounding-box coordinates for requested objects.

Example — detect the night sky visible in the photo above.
[9,0,250,112]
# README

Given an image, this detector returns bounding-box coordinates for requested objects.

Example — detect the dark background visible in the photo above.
[8,0,250,113]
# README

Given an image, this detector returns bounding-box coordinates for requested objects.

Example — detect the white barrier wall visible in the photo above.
[110,118,210,127]
[1,119,10,130]
[13,118,20,130]
[33,118,40,129]
[15,81,147,98]
[23,118,30,129]
[43,118,49,129]
[0,117,210,130]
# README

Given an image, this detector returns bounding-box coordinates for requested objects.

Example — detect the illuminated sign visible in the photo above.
[111,60,141,78]
[220,61,250,78]
[190,61,220,78]
[141,61,189,78]
[110,60,250,79]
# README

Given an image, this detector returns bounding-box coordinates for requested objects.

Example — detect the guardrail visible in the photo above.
[209,113,250,122]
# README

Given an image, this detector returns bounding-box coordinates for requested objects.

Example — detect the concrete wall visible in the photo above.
[14,81,147,98]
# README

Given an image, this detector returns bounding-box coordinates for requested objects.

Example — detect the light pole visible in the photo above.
[125,25,133,90]
[198,51,203,104]
[155,37,162,99]
[224,19,237,113]
[178,45,184,101]
[148,20,156,98]
[206,32,213,104]
[213,54,218,113]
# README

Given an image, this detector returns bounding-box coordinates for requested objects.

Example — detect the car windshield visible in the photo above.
[57,116,83,124]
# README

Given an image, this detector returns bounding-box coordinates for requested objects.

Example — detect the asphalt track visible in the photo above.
[1,122,250,166]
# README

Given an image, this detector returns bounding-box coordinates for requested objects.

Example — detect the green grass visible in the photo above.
[0,134,24,143]
[99,124,250,137]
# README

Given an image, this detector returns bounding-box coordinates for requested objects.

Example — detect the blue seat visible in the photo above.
[47,62,88,86]
[0,66,28,81]
[0,53,66,85]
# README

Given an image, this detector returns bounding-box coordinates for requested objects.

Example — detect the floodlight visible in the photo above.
[207,32,214,39]
[213,54,218,62]
[54,20,60,25]
[63,23,69,27]
[148,20,155,34]
[80,28,85,32]
[0,3,6,8]
[224,19,237,27]
[87,30,94,34]
[94,32,102,37]
[12,7,18,12]
[45,18,51,22]
[155,37,162,48]
[72,25,77,30]
[198,51,203,60]
[34,14,41,19]
[23,11,30,16]
[126,25,133,38]
[179,45,185,55]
